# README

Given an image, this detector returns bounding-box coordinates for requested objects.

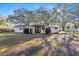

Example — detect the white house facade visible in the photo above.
[14,25,25,32]
[14,23,63,34]
[49,23,62,33]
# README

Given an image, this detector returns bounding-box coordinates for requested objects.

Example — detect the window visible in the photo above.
[55,27,57,30]
[19,28,22,30]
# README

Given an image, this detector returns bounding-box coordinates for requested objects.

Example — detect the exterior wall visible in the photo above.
[41,27,45,33]
[65,28,79,32]
[51,27,62,33]
[50,24,62,33]
[41,29,45,33]
[75,28,79,32]
[15,27,23,32]
[51,28,57,33]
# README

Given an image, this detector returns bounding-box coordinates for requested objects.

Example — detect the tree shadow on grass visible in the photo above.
[0,34,51,47]
[8,44,43,56]
[42,33,79,56]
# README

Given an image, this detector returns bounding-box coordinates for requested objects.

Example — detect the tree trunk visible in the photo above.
[74,23,77,32]
[62,24,65,31]
[62,26,65,31]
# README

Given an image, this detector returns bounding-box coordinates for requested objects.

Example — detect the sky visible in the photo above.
[0,3,57,16]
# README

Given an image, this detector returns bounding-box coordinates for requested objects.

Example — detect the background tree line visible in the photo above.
[6,3,79,31]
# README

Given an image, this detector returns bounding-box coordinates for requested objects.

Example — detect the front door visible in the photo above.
[35,26,41,33]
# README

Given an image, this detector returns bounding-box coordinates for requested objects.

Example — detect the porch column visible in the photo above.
[32,26,35,34]
[41,27,44,33]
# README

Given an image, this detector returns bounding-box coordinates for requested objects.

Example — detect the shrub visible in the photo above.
[23,28,29,34]
[45,28,51,34]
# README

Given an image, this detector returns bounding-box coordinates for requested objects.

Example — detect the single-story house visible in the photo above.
[14,23,62,34]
